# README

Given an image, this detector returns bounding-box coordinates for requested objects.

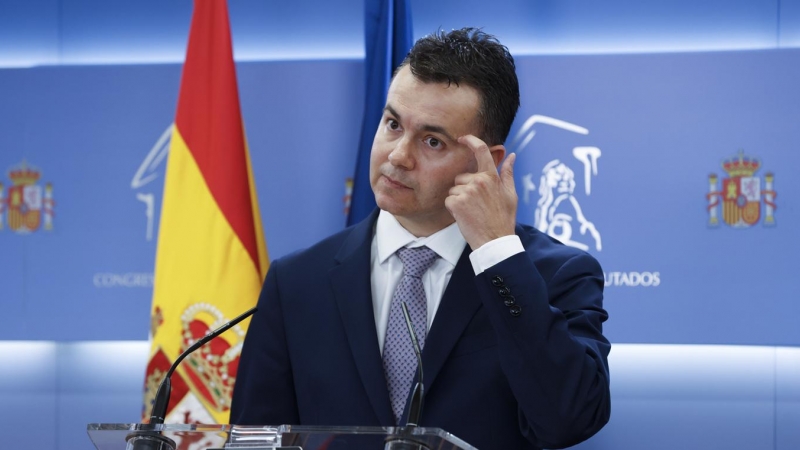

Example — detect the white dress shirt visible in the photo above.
[371,210,524,353]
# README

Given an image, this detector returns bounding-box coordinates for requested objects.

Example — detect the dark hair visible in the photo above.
[398,27,520,146]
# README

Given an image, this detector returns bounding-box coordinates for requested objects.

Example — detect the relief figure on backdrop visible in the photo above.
[534,156,602,252]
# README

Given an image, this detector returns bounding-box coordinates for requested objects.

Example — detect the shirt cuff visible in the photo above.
[468,235,525,275]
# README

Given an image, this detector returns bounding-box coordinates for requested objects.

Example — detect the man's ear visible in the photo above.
[489,145,507,168]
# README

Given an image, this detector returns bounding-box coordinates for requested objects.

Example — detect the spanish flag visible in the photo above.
[143,0,268,425]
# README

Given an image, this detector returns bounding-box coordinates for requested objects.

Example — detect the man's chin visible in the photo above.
[374,196,402,215]
[374,193,416,217]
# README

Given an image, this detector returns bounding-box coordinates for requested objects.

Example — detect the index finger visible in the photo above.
[458,134,496,173]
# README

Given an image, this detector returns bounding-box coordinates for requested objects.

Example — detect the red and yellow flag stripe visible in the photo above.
[144,0,268,425]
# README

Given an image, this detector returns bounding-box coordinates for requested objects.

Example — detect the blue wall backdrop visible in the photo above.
[0,0,799,449]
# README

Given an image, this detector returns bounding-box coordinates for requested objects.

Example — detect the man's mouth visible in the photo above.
[382,174,411,189]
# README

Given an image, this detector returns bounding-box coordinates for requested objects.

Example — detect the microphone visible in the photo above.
[384,302,429,450]
[400,301,424,427]
[126,306,258,450]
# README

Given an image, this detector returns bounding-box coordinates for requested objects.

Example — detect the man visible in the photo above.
[231,28,610,449]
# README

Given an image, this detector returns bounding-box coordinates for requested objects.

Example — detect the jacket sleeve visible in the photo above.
[475,249,611,449]
[230,259,300,425]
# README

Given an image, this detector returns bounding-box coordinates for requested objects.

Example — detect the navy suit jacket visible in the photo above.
[231,210,610,449]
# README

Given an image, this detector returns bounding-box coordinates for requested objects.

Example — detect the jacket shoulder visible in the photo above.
[274,212,375,272]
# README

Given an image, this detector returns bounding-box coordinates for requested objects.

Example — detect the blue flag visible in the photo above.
[347,0,413,226]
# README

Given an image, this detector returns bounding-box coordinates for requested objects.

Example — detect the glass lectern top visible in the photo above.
[87,423,478,450]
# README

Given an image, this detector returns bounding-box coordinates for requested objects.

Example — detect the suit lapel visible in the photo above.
[422,245,482,392]
[329,210,395,425]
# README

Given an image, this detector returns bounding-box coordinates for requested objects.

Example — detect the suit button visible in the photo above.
[498,287,511,296]
[509,305,522,316]
[503,296,516,307]
[491,276,504,287]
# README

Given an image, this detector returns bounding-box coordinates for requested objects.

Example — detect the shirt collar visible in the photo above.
[376,210,467,266]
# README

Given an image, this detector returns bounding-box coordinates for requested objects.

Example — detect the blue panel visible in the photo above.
[0,0,59,67]
[531,345,786,448]
[0,59,362,340]
[609,345,775,400]
[0,342,58,449]
[511,49,800,345]
[57,393,144,450]
[56,0,363,65]
[0,342,795,449]
[58,0,193,64]
[412,0,780,54]
[227,0,363,61]
[57,342,149,393]
[0,69,27,336]
[410,0,537,48]
[572,399,775,449]
[2,51,799,345]
[237,60,365,260]
[0,342,57,390]
[780,0,800,46]
[778,403,800,450]
[777,347,800,401]
[777,347,800,450]
[2,394,58,448]
[0,0,793,67]
[571,345,783,448]
[0,342,149,450]
[0,65,180,339]
[0,235,25,336]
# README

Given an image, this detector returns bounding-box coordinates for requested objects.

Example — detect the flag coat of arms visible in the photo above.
[1,161,55,233]
[706,150,777,228]
[722,175,761,225]
[143,0,269,425]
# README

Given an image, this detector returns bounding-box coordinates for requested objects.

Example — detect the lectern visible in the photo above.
[87,423,478,450]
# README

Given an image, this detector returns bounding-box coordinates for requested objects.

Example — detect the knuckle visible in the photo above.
[474,176,490,188]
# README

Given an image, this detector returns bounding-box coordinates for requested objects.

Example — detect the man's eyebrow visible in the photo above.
[384,104,457,143]
[384,104,401,121]
[421,124,456,143]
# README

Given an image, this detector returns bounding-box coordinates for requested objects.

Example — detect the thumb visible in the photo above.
[500,152,516,188]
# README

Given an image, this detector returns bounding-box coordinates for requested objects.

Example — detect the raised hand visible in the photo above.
[445,135,518,250]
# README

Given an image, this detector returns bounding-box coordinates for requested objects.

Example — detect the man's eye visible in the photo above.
[387,119,400,130]
[425,137,442,148]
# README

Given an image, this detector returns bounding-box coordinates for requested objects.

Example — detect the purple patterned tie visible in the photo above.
[383,245,439,424]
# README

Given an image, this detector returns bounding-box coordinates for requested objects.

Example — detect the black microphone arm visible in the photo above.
[382,302,429,450]
[148,306,258,424]
[400,301,424,427]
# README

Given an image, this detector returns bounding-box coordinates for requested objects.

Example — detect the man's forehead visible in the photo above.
[389,65,466,94]
[386,68,480,123]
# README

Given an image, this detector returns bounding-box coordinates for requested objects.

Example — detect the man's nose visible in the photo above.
[388,137,414,169]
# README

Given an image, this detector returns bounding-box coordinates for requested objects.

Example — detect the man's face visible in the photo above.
[369,66,482,236]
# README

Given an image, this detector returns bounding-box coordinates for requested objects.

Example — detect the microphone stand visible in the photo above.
[384,302,430,450]
[125,307,258,450]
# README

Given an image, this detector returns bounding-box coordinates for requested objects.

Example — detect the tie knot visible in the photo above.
[397,246,439,278]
